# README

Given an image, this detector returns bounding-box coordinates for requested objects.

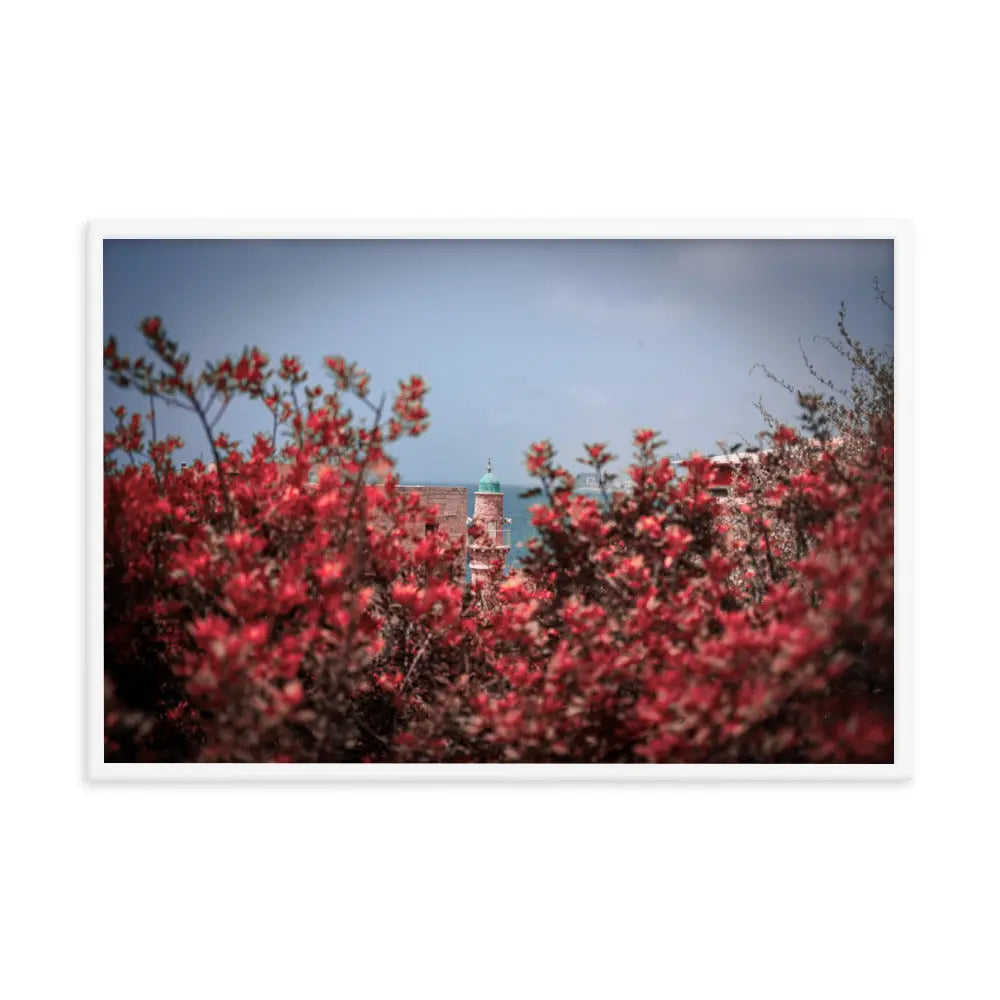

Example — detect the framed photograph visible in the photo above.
[89,220,910,780]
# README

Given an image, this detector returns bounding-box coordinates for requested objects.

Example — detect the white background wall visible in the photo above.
[2,3,996,999]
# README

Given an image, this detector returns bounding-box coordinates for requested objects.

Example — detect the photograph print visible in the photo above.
[95,226,899,774]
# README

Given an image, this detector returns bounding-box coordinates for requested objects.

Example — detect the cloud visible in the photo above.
[544,285,677,331]
[560,382,620,412]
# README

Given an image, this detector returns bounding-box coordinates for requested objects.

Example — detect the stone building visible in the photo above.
[397,484,468,581]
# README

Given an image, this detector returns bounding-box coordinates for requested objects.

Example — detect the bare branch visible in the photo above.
[873,275,894,311]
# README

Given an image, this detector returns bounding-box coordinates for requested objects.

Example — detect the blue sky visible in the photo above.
[103,239,893,484]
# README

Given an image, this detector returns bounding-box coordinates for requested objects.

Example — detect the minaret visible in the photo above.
[468,457,510,588]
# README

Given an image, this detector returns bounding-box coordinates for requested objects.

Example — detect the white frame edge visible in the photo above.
[87,219,913,782]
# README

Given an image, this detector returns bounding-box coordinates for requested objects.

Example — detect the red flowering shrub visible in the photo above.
[104,318,479,762]
[104,308,893,764]
[450,421,892,763]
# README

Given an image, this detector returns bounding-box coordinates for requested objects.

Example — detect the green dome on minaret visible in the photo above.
[478,457,501,493]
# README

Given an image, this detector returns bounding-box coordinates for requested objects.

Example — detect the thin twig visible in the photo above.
[403,635,432,685]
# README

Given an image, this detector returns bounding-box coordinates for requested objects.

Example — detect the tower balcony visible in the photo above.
[468,525,511,549]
